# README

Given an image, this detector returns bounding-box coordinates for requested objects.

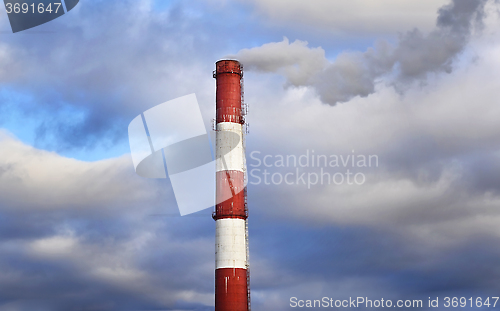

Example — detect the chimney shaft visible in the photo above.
[213,59,250,311]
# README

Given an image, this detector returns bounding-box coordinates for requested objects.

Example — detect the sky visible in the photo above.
[1,0,500,310]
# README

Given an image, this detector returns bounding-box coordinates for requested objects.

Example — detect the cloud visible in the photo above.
[234,12,500,300]
[0,130,218,310]
[236,0,490,105]
[1,0,500,309]
[240,0,450,35]
[0,130,166,212]
[239,1,500,238]
[0,0,221,152]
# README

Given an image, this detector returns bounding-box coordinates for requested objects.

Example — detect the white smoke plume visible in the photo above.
[234,0,490,105]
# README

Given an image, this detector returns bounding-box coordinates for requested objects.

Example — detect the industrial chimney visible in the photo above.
[213,60,250,311]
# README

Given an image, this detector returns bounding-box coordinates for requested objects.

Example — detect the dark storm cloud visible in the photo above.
[246,211,500,306]
[0,254,164,311]
[379,234,500,295]
[0,135,196,309]
[0,208,216,310]
[0,134,221,310]
[237,0,489,105]
[1,132,500,310]
[0,211,60,240]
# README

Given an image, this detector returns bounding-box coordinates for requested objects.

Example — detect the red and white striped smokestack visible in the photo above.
[213,60,250,311]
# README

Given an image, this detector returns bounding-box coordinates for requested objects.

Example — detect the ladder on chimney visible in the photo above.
[245,190,251,311]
